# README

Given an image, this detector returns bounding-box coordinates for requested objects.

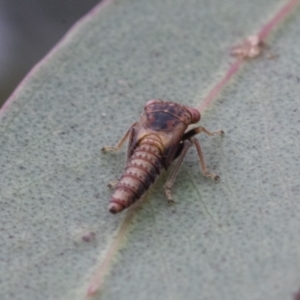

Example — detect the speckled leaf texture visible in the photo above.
[1,0,300,299]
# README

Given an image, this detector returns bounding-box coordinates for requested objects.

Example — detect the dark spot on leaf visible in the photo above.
[82,232,96,243]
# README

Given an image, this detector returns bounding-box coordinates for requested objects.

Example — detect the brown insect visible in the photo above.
[102,99,223,214]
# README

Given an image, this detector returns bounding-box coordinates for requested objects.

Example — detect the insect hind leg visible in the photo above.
[191,137,220,181]
[183,126,223,181]
[163,126,223,204]
[164,140,192,204]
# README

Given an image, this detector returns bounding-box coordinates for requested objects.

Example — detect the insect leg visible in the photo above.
[107,180,119,189]
[191,137,219,181]
[164,140,192,204]
[183,126,224,140]
[102,123,136,189]
[101,122,136,153]
[182,125,223,180]
[125,123,136,161]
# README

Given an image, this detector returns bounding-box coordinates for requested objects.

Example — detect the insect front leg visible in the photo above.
[183,126,224,140]
[164,140,193,204]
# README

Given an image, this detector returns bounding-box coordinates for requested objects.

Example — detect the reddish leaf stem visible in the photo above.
[86,202,141,298]
[197,0,300,114]
[258,0,299,40]
[197,58,243,113]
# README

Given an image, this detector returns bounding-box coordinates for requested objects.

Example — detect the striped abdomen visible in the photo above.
[109,136,164,214]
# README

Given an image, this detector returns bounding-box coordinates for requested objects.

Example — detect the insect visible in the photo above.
[102,99,223,214]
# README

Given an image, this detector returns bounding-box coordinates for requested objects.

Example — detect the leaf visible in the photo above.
[1,0,300,299]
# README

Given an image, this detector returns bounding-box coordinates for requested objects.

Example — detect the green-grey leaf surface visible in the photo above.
[1,0,300,299]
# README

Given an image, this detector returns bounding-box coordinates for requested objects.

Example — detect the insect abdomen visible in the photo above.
[109,139,163,214]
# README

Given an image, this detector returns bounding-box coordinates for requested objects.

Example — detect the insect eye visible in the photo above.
[187,107,200,123]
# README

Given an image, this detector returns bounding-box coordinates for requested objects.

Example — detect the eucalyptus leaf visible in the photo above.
[1,0,300,299]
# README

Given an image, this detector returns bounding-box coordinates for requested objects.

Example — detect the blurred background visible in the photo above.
[0,0,101,108]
